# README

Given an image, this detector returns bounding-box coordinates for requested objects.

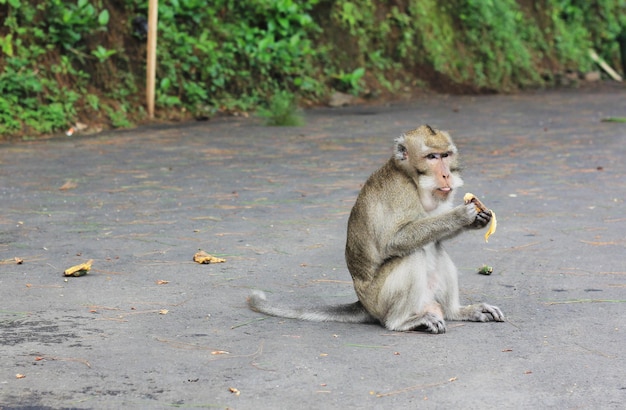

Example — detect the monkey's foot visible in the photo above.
[415,312,447,334]
[461,303,505,322]
[389,312,447,333]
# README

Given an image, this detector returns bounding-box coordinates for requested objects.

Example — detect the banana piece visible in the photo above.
[464,193,497,243]
[64,259,93,277]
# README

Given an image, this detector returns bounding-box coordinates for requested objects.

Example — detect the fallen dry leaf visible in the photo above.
[229,387,241,396]
[156,280,169,285]
[1,257,24,265]
[64,260,93,277]
[193,250,226,264]
[16,374,26,379]
[59,180,78,190]
[211,350,229,355]
[159,309,169,315]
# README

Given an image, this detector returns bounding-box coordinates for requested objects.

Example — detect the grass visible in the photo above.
[257,91,304,126]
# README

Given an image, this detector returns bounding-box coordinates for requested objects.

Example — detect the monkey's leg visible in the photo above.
[374,253,447,333]
[434,250,505,323]
[384,303,447,333]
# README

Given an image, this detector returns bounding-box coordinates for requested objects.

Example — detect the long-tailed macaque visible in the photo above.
[248,125,504,333]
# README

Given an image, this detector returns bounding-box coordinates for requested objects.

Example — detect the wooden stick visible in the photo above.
[146,0,159,118]
[589,49,623,82]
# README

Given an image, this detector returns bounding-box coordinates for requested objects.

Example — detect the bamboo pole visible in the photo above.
[146,0,158,118]
[589,49,623,82]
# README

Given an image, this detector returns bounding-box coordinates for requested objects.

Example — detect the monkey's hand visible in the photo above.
[460,203,490,230]
[459,203,479,226]
[470,209,492,229]
[463,193,497,242]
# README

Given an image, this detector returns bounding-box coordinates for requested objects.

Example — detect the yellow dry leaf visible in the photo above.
[16,373,26,379]
[211,350,229,355]
[159,309,169,315]
[64,259,93,277]
[229,387,241,396]
[156,280,169,285]
[193,251,226,264]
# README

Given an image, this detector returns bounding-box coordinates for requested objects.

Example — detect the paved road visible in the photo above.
[1,86,625,409]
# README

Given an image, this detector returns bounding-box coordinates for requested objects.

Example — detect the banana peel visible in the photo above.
[193,251,226,264]
[64,259,93,277]
[464,193,497,243]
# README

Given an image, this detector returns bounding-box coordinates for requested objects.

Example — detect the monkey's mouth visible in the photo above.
[437,187,452,193]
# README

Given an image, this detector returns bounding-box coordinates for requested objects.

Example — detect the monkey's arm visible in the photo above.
[386,204,476,256]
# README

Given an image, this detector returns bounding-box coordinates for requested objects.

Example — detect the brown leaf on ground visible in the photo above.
[59,180,78,190]
[1,257,24,265]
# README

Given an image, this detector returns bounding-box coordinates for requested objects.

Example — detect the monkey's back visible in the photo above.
[345,158,424,283]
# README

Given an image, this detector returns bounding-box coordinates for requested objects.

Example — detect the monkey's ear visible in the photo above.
[394,136,408,161]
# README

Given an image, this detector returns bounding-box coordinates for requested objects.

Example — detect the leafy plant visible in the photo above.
[0,0,116,137]
[332,67,366,95]
[104,105,132,129]
[1,0,625,139]
[46,0,109,51]
[91,45,116,63]
[142,0,326,115]
[257,91,304,126]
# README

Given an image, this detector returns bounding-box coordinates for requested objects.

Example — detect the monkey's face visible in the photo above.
[423,151,462,197]
[394,125,463,210]
[417,151,464,209]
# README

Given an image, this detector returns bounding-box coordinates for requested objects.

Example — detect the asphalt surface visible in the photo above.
[1,85,625,409]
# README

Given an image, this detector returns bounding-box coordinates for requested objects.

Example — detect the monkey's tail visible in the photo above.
[247,290,378,324]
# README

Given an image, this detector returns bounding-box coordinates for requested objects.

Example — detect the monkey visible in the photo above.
[248,124,504,333]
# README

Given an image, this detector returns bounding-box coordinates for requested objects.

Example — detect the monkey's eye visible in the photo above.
[426,152,451,160]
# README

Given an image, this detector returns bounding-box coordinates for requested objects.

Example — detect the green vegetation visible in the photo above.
[257,90,304,126]
[0,0,624,139]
